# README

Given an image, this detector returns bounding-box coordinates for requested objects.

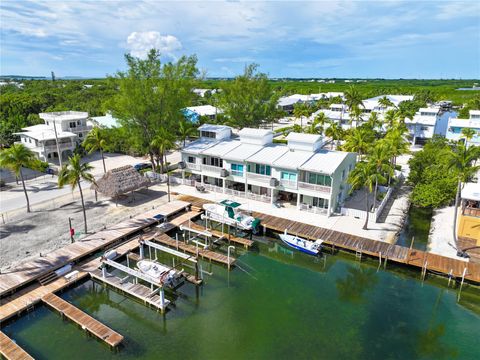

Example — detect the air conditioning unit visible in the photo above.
[270,178,279,187]
[220,169,229,178]
[178,161,186,169]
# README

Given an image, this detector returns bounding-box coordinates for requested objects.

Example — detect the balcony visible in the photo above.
[42,143,74,152]
[463,207,480,218]
[247,172,270,183]
[298,181,331,193]
[299,203,328,215]
[185,162,201,171]
[280,179,297,189]
[201,164,223,175]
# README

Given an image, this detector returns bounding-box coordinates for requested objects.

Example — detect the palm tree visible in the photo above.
[0,144,37,212]
[367,141,393,209]
[384,127,410,171]
[378,96,395,111]
[58,154,95,234]
[314,111,329,128]
[343,127,374,159]
[344,85,363,112]
[178,120,196,148]
[325,121,344,149]
[293,102,311,128]
[349,105,364,127]
[365,111,382,132]
[347,161,376,230]
[83,127,107,173]
[446,144,480,249]
[383,109,397,130]
[461,128,476,146]
[151,127,176,202]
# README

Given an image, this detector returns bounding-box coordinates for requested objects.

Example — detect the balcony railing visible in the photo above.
[463,207,480,217]
[298,181,331,193]
[201,164,223,174]
[231,170,244,177]
[280,179,297,189]
[185,162,201,171]
[247,172,270,183]
[43,143,74,152]
[299,203,328,215]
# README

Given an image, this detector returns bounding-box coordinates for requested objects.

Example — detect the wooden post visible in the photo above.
[457,267,467,301]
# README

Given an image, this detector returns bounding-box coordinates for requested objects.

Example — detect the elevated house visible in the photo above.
[446,110,480,146]
[180,124,356,216]
[405,106,456,145]
[15,111,92,162]
[457,182,480,248]
[182,105,221,123]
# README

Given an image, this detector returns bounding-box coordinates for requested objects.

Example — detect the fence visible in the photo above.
[340,186,394,222]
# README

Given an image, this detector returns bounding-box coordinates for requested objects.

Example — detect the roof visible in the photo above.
[299,150,350,175]
[278,96,302,107]
[448,118,480,129]
[273,150,314,170]
[246,144,290,165]
[461,182,480,201]
[418,107,440,114]
[39,111,89,121]
[223,143,263,162]
[90,113,119,128]
[15,124,77,141]
[286,132,321,144]
[91,165,150,198]
[182,138,218,155]
[185,105,220,116]
[239,128,273,138]
[201,140,241,157]
[198,124,231,133]
[470,110,480,116]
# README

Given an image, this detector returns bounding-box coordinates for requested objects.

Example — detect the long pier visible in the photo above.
[0,331,34,360]
[42,293,123,347]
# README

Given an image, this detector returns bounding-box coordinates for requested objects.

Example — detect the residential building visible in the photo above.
[183,105,221,123]
[192,88,218,97]
[277,93,344,114]
[15,111,91,162]
[405,107,456,145]
[458,182,480,246]
[446,110,480,146]
[180,124,356,216]
[89,112,120,129]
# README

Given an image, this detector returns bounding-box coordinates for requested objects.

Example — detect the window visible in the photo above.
[248,163,271,176]
[201,131,216,139]
[203,156,222,167]
[69,122,76,128]
[420,126,429,131]
[231,163,244,176]
[77,120,81,125]
[29,138,32,143]
[307,172,332,187]
[281,171,297,181]
[187,156,195,163]
[79,133,83,138]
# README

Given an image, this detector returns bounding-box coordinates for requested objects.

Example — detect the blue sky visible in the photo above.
[1,0,479,78]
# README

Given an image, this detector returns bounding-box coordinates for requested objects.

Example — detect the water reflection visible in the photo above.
[336,265,379,303]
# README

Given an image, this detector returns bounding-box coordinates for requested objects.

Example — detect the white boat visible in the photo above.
[137,260,180,286]
[278,230,323,256]
[203,200,261,232]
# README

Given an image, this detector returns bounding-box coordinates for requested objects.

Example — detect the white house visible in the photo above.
[278,93,345,113]
[180,124,356,216]
[15,111,92,162]
[405,107,456,145]
[183,105,222,123]
[446,110,480,146]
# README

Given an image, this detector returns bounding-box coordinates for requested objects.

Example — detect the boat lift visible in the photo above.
[179,224,213,249]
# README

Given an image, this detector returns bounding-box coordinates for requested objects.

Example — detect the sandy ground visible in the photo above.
[428,206,467,261]
[0,185,170,271]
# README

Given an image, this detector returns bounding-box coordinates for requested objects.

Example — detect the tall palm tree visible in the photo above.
[178,120,196,148]
[365,111,382,132]
[83,127,108,173]
[343,127,374,159]
[151,127,176,202]
[348,161,376,230]
[349,105,364,127]
[461,128,476,146]
[314,111,329,128]
[446,144,480,249]
[367,141,393,209]
[378,96,395,111]
[58,154,95,234]
[384,127,410,171]
[325,121,344,149]
[383,109,398,130]
[344,85,363,112]
[293,102,311,128]
[0,144,37,212]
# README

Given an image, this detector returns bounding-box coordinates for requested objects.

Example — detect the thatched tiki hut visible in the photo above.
[91,165,150,205]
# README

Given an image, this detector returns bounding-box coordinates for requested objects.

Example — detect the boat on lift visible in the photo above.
[278,230,323,256]
[203,199,261,232]
[137,260,181,286]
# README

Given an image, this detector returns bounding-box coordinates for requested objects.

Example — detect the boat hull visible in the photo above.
[279,234,320,256]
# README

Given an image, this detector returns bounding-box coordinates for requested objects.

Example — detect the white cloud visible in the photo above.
[126,31,182,59]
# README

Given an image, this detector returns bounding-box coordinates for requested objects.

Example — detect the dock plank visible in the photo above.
[0,331,34,360]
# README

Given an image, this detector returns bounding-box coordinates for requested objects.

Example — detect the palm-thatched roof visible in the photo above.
[91,165,150,198]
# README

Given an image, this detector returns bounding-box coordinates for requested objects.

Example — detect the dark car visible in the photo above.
[133,163,152,171]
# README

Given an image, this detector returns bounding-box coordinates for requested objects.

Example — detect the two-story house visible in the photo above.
[405,107,456,145]
[446,110,480,146]
[180,124,356,217]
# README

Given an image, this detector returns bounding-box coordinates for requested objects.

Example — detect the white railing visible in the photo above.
[247,172,270,183]
[231,170,244,177]
[225,188,246,198]
[43,143,75,152]
[200,182,224,193]
[299,203,328,215]
[201,164,223,174]
[246,192,271,203]
[340,186,394,222]
[280,179,297,189]
[185,162,201,171]
[298,181,331,193]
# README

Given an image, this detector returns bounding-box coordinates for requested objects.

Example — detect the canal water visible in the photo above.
[396,206,433,251]
[3,239,479,360]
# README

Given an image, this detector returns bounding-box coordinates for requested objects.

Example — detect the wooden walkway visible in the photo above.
[0,331,34,360]
[42,293,123,347]
[89,270,170,311]
[186,222,254,248]
[0,200,190,297]
[179,195,480,283]
[152,233,235,267]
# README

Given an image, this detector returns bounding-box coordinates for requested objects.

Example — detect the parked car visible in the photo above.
[133,163,152,171]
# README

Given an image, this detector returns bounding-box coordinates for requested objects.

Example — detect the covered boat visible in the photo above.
[203,199,261,232]
[137,260,181,286]
[278,230,323,256]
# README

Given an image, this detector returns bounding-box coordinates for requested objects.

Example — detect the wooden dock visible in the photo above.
[152,233,235,267]
[89,270,170,311]
[179,195,480,283]
[186,222,254,248]
[0,331,34,360]
[42,293,123,347]
[0,200,190,297]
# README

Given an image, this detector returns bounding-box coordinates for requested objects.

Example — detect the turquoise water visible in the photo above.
[2,240,480,360]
